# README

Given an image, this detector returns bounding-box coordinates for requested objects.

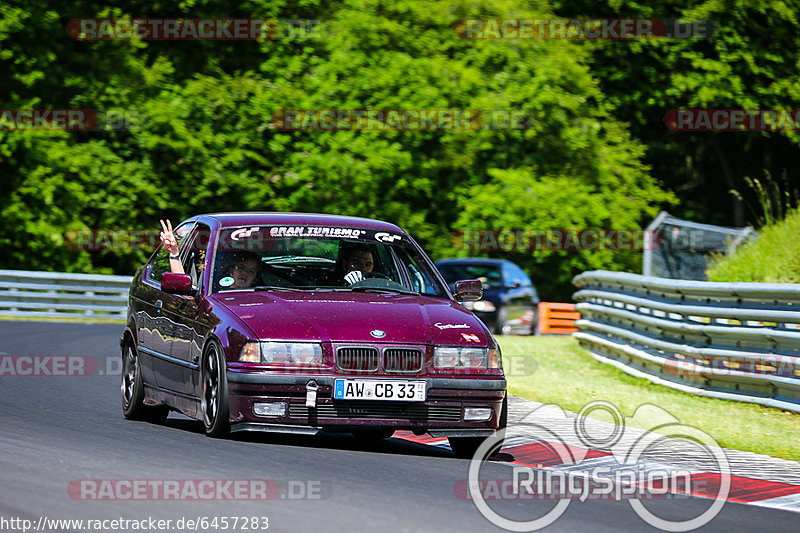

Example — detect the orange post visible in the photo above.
[538,302,580,334]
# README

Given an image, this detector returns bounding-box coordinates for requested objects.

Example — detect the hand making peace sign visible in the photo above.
[159,219,179,256]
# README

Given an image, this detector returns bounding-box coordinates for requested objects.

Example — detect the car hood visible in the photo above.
[210,291,490,346]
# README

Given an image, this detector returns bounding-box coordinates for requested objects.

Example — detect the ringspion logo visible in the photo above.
[467,402,730,531]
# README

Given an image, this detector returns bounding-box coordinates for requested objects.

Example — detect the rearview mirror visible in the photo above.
[454,279,483,301]
[161,272,192,294]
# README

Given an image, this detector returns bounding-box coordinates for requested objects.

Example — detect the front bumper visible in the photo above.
[226,372,506,436]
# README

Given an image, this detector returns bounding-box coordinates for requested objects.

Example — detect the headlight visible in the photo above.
[239,342,324,365]
[465,300,495,312]
[239,342,260,363]
[434,346,489,369]
[262,342,323,365]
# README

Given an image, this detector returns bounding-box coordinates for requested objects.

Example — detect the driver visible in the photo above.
[318,244,376,286]
[342,245,374,284]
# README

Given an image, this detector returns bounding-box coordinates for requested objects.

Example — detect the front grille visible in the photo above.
[337,347,379,372]
[289,402,461,421]
[384,348,423,373]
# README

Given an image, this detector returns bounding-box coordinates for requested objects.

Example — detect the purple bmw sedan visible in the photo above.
[121,213,506,457]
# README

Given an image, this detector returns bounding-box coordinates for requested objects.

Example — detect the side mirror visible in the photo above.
[455,279,483,302]
[161,272,192,295]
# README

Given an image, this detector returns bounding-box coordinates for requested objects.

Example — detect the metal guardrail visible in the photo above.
[572,270,800,412]
[0,269,131,320]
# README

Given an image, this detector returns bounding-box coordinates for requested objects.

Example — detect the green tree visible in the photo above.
[553,0,800,227]
[1,0,673,300]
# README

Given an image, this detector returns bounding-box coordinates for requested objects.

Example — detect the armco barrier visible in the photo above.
[538,302,579,334]
[572,270,800,412]
[0,269,132,320]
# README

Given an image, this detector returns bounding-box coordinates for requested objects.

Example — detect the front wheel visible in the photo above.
[201,342,230,438]
[121,341,168,423]
[449,396,507,459]
[494,307,511,336]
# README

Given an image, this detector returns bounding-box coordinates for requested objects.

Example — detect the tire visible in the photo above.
[201,341,230,437]
[352,429,395,441]
[121,341,169,423]
[494,306,511,336]
[448,396,507,459]
[528,308,540,336]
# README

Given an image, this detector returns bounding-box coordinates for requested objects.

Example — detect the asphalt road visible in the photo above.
[0,320,797,532]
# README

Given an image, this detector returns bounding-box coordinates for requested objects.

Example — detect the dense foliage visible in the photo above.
[706,208,800,283]
[1,0,796,298]
[553,0,800,226]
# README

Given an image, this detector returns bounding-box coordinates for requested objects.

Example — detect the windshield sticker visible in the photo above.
[461,333,480,342]
[231,227,261,240]
[435,322,470,330]
[269,226,367,239]
[219,276,235,287]
[374,232,402,243]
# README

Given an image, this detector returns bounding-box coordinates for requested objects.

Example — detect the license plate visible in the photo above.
[333,379,426,401]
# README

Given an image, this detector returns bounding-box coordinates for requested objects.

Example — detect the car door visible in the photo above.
[135,221,194,386]
[151,223,214,399]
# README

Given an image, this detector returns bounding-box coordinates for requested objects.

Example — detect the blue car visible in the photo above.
[435,258,539,335]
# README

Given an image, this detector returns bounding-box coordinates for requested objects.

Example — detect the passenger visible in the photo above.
[218,250,261,289]
[160,219,260,289]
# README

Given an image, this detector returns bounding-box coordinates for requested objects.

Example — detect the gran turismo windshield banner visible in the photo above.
[211,226,407,251]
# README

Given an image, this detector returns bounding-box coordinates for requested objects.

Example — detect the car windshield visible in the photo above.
[210,226,446,297]
[437,263,503,289]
